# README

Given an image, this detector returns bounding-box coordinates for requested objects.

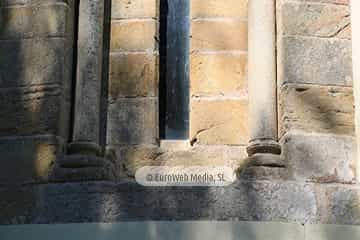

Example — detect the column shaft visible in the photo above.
[70,0,104,155]
[351,0,360,181]
[247,0,281,156]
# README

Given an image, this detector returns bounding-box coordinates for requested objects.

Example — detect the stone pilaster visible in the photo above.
[351,0,360,181]
[70,0,104,154]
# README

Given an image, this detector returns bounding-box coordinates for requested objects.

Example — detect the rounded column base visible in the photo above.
[67,141,102,157]
[247,139,281,157]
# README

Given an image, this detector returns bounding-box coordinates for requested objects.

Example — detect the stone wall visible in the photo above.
[1,0,360,226]
[107,0,356,182]
[277,0,356,183]
[107,0,250,178]
[0,0,75,183]
[107,0,159,178]
[190,0,248,145]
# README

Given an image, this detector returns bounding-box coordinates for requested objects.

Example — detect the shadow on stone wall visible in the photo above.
[1,0,360,229]
[0,1,76,184]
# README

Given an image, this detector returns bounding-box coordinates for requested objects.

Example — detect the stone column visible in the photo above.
[50,0,116,181]
[351,0,360,181]
[246,0,282,159]
[68,0,104,156]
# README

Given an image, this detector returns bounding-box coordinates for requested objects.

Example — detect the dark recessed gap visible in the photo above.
[68,0,80,143]
[99,0,112,149]
[295,87,309,92]
[159,0,190,140]
[159,0,168,140]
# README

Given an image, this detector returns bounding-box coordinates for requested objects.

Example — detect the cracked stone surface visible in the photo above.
[190,99,249,145]
[279,84,355,137]
[281,1,350,39]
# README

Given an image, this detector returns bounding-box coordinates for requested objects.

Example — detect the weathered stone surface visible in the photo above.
[190,0,247,18]
[190,53,247,96]
[191,19,247,51]
[0,38,66,88]
[5,181,360,225]
[0,222,306,240]
[1,0,360,229]
[50,155,116,182]
[319,185,360,225]
[156,145,246,168]
[115,144,247,177]
[0,86,68,137]
[0,135,63,184]
[72,0,104,144]
[109,53,158,98]
[107,98,157,145]
[246,153,286,168]
[281,131,356,183]
[226,145,249,169]
[0,0,74,186]
[281,2,350,39]
[111,0,157,19]
[0,0,69,6]
[57,155,115,168]
[113,144,162,177]
[67,141,102,156]
[190,99,249,145]
[279,85,355,136]
[247,0,279,153]
[353,0,360,185]
[50,165,116,182]
[0,180,317,224]
[0,4,68,39]
[160,140,191,151]
[237,154,286,181]
[306,224,360,240]
[279,36,352,86]
[110,20,158,51]
[0,0,29,5]
[239,166,288,181]
[301,0,349,5]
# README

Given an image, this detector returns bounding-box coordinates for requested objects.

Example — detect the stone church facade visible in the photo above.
[1,0,360,226]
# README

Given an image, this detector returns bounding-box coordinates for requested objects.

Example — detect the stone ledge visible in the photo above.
[2,221,360,240]
[2,179,360,225]
[0,222,304,240]
[0,180,317,224]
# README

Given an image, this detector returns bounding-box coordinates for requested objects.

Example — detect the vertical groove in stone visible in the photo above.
[100,0,111,148]
[159,0,168,140]
[69,0,80,143]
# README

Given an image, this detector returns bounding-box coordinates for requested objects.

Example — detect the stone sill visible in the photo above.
[160,140,191,151]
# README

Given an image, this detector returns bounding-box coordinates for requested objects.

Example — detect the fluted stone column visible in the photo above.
[351,0,360,181]
[246,0,282,162]
[68,0,104,155]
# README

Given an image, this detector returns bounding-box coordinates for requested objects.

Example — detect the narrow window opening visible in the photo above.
[159,0,190,140]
